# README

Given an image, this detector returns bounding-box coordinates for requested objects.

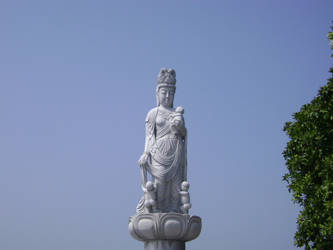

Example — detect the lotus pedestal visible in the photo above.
[129,213,201,250]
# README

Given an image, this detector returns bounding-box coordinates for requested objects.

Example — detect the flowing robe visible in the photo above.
[137,107,186,213]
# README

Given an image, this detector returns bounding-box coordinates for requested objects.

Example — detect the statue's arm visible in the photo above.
[144,108,156,153]
[143,121,153,154]
[138,109,156,166]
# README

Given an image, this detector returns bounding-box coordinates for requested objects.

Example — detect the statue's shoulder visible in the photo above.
[145,107,158,123]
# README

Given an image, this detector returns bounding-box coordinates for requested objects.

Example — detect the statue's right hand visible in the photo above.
[138,152,149,167]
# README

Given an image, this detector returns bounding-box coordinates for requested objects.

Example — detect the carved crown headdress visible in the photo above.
[157,68,176,91]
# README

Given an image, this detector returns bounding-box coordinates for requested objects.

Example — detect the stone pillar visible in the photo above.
[144,240,185,250]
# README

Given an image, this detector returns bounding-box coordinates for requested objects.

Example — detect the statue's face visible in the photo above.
[158,87,174,108]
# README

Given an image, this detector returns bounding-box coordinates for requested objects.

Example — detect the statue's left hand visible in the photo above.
[138,152,149,167]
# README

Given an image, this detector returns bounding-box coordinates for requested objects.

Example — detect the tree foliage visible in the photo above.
[283,26,333,249]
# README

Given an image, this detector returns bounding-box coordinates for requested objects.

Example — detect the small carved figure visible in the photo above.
[144,181,156,213]
[170,106,186,137]
[180,181,191,214]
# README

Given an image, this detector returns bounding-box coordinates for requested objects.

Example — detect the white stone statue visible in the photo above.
[129,68,201,250]
[136,68,188,214]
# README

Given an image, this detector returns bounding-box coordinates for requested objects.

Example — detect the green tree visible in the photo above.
[283,25,333,250]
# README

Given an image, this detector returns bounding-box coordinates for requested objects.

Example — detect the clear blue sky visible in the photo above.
[1,1,332,249]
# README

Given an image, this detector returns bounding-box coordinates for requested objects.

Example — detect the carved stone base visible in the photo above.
[144,240,185,250]
[129,213,201,249]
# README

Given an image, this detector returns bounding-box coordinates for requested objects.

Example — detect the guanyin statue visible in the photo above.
[129,68,201,250]
[136,68,189,214]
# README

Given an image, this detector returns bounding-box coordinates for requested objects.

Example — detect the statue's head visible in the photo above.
[146,181,154,191]
[175,106,184,114]
[181,181,190,191]
[156,68,176,108]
